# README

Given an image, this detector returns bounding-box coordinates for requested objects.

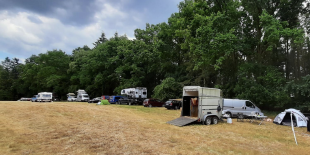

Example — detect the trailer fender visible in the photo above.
[203,114,220,122]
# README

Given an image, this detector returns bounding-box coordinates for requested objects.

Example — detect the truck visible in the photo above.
[76,89,89,102]
[167,86,223,126]
[37,92,53,102]
[118,87,147,105]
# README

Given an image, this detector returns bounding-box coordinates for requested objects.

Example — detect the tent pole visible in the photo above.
[291,112,298,145]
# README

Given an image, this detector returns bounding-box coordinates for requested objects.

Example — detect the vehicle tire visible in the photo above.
[226,112,232,118]
[212,117,218,125]
[149,104,152,108]
[205,117,211,125]
[174,105,178,110]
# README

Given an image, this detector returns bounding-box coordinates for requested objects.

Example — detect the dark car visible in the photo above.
[165,99,182,110]
[117,96,130,105]
[109,96,123,104]
[143,98,165,107]
[88,97,101,103]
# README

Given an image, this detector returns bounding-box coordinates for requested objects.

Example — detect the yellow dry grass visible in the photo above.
[0,101,309,155]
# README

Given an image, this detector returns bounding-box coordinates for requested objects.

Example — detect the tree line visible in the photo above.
[1,0,310,111]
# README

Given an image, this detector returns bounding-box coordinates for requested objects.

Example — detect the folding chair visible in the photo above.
[237,113,244,122]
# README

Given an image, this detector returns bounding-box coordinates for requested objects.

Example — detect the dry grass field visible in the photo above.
[0,101,309,155]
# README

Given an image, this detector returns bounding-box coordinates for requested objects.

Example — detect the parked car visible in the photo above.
[117,96,131,105]
[31,95,38,102]
[101,95,110,100]
[165,99,182,110]
[109,96,123,104]
[17,97,31,101]
[88,97,101,103]
[143,99,165,107]
[67,96,77,102]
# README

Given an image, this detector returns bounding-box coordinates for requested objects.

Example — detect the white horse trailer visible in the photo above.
[167,86,223,126]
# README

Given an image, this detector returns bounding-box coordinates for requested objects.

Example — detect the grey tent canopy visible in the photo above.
[273,108,308,127]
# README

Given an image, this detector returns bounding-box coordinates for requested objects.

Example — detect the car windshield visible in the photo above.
[166,101,172,103]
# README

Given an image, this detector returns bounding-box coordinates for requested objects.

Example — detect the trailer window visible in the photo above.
[83,95,88,97]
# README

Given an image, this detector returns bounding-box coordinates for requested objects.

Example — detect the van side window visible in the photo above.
[246,101,254,108]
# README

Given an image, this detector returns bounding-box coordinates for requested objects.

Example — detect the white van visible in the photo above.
[223,99,264,118]
[76,89,89,102]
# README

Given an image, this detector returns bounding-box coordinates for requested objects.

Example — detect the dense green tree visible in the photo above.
[152,77,182,101]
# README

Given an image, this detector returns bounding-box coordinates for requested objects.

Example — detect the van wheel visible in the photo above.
[205,117,211,125]
[149,104,152,108]
[212,117,218,125]
[226,112,232,118]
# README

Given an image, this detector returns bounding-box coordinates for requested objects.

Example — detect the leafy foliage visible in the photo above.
[152,78,182,101]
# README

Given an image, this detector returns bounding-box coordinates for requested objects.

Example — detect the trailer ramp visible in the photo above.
[167,116,198,127]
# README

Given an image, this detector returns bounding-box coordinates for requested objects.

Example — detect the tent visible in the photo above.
[97,99,110,105]
[273,108,308,127]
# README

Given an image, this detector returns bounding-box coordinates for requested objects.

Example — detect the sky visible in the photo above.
[0,0,183,63]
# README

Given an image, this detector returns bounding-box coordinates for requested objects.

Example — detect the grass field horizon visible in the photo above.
[0,101,309,154]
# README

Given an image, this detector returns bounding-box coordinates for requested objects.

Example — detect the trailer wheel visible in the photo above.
[205,117,211,125]
[212,117,218,125]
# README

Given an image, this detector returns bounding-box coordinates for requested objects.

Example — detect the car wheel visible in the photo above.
[205,117,211,125]
[148,104,152,108]
[212,117,218,125]
[174,105,178,110]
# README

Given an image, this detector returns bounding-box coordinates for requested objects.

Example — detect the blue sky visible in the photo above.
[0,0,183,63]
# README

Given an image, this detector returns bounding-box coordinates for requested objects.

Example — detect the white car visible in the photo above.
[67,96,77,101]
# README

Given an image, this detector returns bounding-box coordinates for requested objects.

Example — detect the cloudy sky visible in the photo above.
[0,0,183,63]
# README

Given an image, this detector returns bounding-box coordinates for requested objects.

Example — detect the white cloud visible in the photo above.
[0,0,182,61]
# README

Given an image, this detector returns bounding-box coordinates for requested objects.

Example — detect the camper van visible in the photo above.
[76,89,89,102]
[222,99,264,118]
[167,86,223,126]
[119,87,147,105]
[67,93,76,101]
[37,92,53,102]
